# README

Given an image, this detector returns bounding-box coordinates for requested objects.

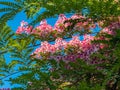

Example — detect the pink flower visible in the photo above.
[55,37,66,50]
[33,19,53,37]
[16,21,29,34]
[68,36,81,48]
[25,26,33,34]
[54,14,67,32]
[71,14,84,19]
[16,26,24,34]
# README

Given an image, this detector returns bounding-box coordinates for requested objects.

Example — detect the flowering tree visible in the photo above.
[0,0,120,90]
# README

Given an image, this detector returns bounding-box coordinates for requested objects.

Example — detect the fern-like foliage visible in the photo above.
[0,0,42,26]
[91,29,120,90]
[0,24,14,55]
[0,0,120,26]
[0,55,22,86]
[0,55,7,85]
[31,0,120,25]
[0,1,23,26]
[9,35,34,66]
[0,25,35,87]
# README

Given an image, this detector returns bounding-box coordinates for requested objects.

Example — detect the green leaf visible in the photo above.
[8,60,19,69]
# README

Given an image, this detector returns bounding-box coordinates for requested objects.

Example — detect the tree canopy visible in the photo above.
[0,0,120,90]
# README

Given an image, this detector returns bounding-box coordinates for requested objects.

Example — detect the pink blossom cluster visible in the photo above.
[16,21,32,34]
[16,14,120,64]
[32,19,53,37]
[50,36,100,64]
[101,22,120,35]
[32,35,99,62]
[32,21,120,64]
[95,22,120,43]
[16,14,95,39]
[54,14,68,33]
[93,22,120,50]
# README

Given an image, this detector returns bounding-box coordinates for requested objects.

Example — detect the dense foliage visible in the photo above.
[0,0,120,90]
